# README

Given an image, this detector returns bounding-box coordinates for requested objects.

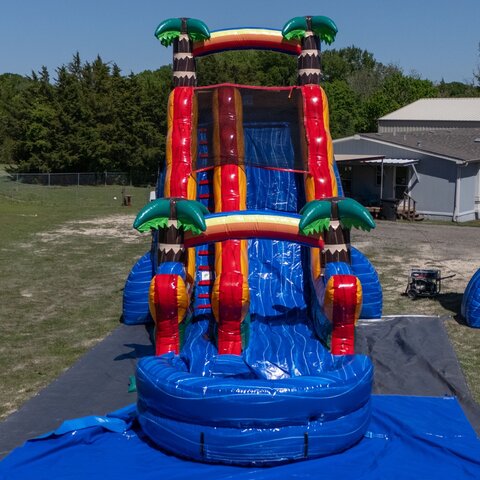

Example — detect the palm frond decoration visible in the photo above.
[282,16,338,44]
[299,197,375,234]
[299,199,332,234]
[134,198,209,235]
[337,198,376,231]
[154,18,210,47]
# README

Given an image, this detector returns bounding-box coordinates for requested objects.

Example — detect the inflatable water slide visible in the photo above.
[122,15,382,464]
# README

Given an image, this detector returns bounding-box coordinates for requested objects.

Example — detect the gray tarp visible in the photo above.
[0,316,478,459]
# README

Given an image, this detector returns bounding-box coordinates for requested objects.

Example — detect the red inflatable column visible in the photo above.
[211,86,249,355]
[148,86,197,355]
[324,275,362,355]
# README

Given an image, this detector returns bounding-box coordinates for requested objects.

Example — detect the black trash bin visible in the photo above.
[380,198,398,221]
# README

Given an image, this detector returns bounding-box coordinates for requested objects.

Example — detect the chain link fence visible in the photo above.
[0,170,156,207]
[8,171,149,186]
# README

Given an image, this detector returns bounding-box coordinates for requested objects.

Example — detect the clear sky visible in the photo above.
[1,0,479,84]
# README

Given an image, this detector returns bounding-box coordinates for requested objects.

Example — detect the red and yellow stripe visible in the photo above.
[192,28,301,58]
[324,275,362,355]
[149,274,188,355]
[164,87,198,199]
[183,213,324,249]
[164,86,198,287]
[301,84,338,279]
[211,86,249,355]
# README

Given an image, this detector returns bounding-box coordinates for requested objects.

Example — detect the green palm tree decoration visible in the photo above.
[134,198,209,263]
[282,16,338,85]
[299,197,375,265]
[155,18,210,87]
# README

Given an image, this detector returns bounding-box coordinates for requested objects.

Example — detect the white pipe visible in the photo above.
[453,165,461,222]
[380,159,384,199]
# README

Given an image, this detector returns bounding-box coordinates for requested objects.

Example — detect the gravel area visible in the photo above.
[351,220,480,316]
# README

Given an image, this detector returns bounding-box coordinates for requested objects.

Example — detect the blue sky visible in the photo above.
[1,0,479,83]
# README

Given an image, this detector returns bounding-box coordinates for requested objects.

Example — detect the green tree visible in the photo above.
[0,74,32,165]
[197,51,296,86]
[2,45,480,175]
[323,80,364,138]
[474,43,480,87]
[437,79,480,97]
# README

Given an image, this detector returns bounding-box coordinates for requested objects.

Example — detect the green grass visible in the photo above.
[0,179,151,419]
[444,320,480,402]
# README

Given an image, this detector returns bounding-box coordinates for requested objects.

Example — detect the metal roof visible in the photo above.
[361,128,480,162]
[379,98,480,122]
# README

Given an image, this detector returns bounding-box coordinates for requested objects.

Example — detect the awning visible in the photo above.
[335,156,421,198]
[335,154,385,162]
[335,155,419,166]
[362,158,419,166]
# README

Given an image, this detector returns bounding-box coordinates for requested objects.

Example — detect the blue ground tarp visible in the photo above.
[1,395,479,480]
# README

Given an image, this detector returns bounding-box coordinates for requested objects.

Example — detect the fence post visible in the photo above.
[77,173,80,187]
[48,173,51,187]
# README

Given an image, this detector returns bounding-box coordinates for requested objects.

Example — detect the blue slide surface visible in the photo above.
[351,246,383,319]
[462,268,480,328]
[122,252,153,325]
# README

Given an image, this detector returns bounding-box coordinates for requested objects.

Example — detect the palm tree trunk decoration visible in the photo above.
[134,198,208,265]
[134,198,208,355]
[297,17,321,85]
[299,197,375,266]
[158,199,186,264]
[155,17,210,87]
[282,15,338,85]
[322,200,350,266]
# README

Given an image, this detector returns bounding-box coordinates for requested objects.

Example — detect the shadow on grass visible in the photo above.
[435,292,464,317]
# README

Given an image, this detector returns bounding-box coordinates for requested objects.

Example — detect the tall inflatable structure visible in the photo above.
[123,15,383,465]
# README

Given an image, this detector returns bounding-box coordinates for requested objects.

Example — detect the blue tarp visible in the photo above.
[2,395,479,479]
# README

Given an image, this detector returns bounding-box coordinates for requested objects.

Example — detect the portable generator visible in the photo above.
[405,268,456,299]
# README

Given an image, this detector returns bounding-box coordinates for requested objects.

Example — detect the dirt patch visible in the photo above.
[35,214,145,244]
[352,221,480,316]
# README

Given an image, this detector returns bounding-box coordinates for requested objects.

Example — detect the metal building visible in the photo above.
[333,99,480,222]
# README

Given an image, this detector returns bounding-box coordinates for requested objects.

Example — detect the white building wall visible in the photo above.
[458,163,480,221]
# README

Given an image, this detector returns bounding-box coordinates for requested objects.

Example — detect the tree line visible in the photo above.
[0,47,479,176]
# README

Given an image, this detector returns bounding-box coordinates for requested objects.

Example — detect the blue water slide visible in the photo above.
[461,268,480,328]
[350,246,383,319]
[136,160,374,465]
[122,252,154,325]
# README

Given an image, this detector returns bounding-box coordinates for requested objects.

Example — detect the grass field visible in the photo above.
[0,175,479,420]
[0,174,150,419]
